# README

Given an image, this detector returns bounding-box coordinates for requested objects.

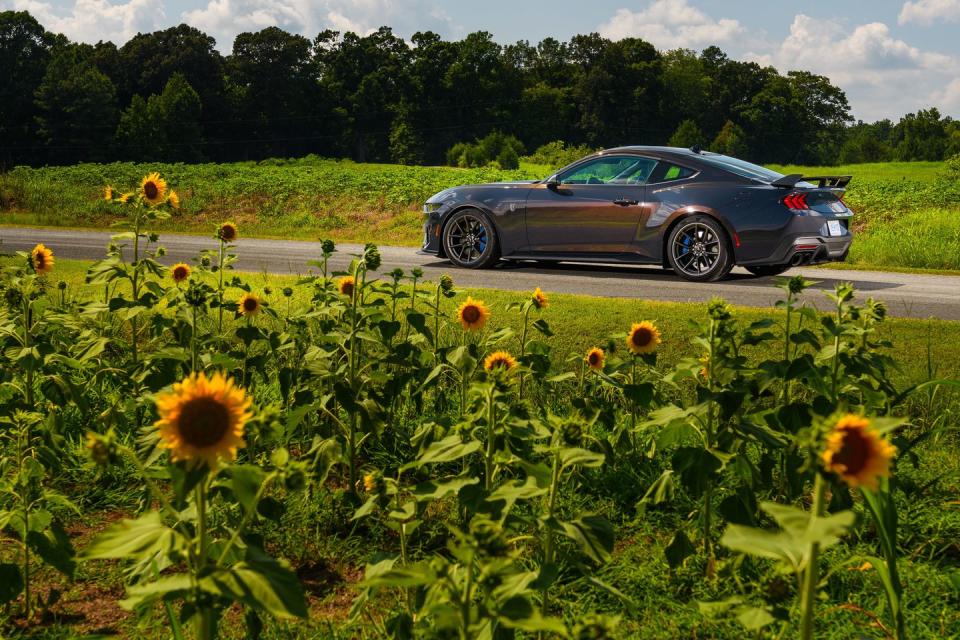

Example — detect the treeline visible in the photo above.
[2,9,959,170]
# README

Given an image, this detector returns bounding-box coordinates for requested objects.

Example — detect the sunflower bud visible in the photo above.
[469,516,508,557]
[86,431,117,467]
[282,287,294,298]
[263,286,273,296]
[155,246,166,257]
[200,255,212,267]
[562,420,583,446]
[320,238,336,255]
[707,298,731,321]
[57,280,67,291]
[184,282,208,308]
[786,274,808,295]
[573,615,618,640]
[411,267,423,279]
[149,232,160,243]
[363,243,381,271]
[439,274,454,292]
[284,465,307,492]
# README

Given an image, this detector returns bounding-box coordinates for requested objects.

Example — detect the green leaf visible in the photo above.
[408,435,481,468]
[0,563,23,603]
[412,476,479,502]
[200,547,307,619]
[27,521,76,578]
[231,465,268,514]
[120,574,193,611]
[736,605,776,630]
[81,512,179,561]
[557,514,613,564]
[664,529,695,569]
[559,447,605,471]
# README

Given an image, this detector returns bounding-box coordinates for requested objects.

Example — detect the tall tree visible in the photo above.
[34,45,118,164]
[0,11,56,167]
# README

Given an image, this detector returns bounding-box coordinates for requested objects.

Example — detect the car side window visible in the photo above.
[650,162,697,184]
[558,156,657,185]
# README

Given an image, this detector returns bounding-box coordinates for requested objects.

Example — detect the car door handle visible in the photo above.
[613,198,638,206]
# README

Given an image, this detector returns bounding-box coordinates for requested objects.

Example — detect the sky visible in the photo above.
[4,0,960,122]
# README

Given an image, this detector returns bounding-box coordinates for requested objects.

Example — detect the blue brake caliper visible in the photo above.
[477,228,487,252]
[681,235,690,256]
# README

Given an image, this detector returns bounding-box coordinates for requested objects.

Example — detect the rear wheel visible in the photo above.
[443,209,500,269]
[745,264,792,277]
[666,216,733,282]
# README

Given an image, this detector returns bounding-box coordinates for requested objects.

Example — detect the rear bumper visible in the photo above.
[738,216,853,266]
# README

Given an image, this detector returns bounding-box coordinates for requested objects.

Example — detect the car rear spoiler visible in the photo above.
[770,174,852,189]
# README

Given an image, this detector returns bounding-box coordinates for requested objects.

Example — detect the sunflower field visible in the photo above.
[1,173,959,639]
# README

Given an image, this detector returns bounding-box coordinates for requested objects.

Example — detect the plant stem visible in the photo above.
[799,473,826,640]
[540,448,561,621]
[484,387,496,492]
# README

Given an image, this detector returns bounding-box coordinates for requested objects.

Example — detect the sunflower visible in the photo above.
[626,321,660,355]
[821,415,896,491]
[585,347,605,371]
[167,191,180,209]
[363,473,377,493]
[238,293,261,317]
[484,350,517,372]
[170,262,191,283]
[218,222,238,242]
[457,297,490,330]
[119,192,134,203]
[532,287,549,309]
[154,371,252,468]
[103,186,114,201]
[30,243,54,275]
[140,172,167,205]
[338,275,355,297]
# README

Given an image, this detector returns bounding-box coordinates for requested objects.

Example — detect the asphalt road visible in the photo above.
[3,227,958,320]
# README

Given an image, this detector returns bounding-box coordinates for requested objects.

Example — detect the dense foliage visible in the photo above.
[0,173,959,638]
[8,9,958,170]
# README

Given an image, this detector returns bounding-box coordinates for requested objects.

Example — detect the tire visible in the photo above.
[745,264,792,277]
[442,208,500,269]
[666,215,734,282]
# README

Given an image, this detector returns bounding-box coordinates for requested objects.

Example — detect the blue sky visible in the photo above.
[5,0,960,121]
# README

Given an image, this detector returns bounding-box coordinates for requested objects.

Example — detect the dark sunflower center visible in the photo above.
[589,352,601,366]
[491,357,510,369]
[462,305,481,323]
[221,226,236,240]
[177,396,231,449]
[243,297,258,312]
[632,328,652,347]
[834,429,869,474]
[144,181,159,199]
[174,267,188,280]
[35,253,46,268]
[341,282,353,295]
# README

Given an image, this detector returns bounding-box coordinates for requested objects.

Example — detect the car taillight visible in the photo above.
[782,193,808,210]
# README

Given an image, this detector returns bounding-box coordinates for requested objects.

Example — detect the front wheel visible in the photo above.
[442,209,500,269]
[666,216,733,282]
[745,264,792,277]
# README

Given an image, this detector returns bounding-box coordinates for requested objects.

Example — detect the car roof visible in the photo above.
[601,145,703,160]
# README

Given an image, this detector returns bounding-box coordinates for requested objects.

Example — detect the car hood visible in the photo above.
[426,181,539,204]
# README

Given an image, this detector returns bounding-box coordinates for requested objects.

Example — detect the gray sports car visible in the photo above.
[420,146,853,281]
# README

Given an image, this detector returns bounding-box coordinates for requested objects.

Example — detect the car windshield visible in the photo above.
[697,153,784,182]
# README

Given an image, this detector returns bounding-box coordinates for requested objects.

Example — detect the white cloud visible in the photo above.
[931,77,960,111]
[745,14,958,121]
[181,0,455,51]
[599,0,743,49]
[898,0,960,25]
[9,0,166,43]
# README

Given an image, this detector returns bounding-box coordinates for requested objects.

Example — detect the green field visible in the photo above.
[2,157,959,272]
[3,254,960,638]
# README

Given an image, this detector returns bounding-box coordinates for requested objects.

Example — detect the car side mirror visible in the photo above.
[545,176,560,189]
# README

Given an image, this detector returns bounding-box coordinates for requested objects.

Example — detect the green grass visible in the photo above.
[41,257,960,387]
[9,257,960,639]
[3,158,960,273]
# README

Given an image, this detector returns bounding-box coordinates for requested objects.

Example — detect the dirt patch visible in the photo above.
[298,558,363,621]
